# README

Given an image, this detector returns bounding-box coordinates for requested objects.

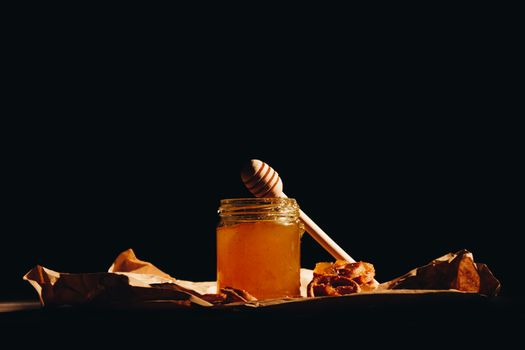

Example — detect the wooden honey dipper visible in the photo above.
[241,159,356,263]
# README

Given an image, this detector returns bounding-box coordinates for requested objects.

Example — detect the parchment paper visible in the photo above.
[23,248,500,309]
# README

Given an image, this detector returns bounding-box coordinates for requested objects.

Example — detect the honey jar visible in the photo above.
[216,198,304,299]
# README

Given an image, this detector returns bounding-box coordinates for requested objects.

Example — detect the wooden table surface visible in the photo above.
[0,300,41,313]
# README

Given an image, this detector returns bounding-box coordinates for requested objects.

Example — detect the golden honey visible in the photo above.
[216,198,303,299]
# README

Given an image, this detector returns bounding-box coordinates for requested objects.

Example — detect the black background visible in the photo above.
[2,14,522,305]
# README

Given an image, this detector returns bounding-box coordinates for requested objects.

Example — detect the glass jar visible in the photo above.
[216,197,304,299]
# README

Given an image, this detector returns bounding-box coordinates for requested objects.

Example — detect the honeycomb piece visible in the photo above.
[307,261,376,297]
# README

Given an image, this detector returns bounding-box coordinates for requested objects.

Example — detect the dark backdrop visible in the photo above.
[2,18,521,301]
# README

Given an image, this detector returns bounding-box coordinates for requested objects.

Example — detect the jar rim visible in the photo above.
[218,197,300,222]
[219,197,297,205]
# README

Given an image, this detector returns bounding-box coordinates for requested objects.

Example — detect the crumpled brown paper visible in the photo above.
[109,248,173,279]
[24,249,215,308]
[23,248,500,309]
[378,249,500,296]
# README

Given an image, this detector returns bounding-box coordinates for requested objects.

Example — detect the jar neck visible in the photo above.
[218,198,301,224]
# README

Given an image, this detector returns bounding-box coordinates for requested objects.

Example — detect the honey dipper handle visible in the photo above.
[299,209,356,263]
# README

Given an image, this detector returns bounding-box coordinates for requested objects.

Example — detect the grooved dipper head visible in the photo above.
[241,159,284,198]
